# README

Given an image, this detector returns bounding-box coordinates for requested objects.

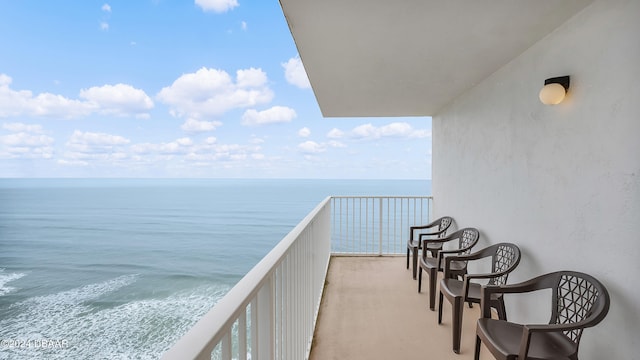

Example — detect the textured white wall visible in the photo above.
[432,0,639,358]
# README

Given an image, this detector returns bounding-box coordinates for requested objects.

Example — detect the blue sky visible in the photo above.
[0,0,431,179]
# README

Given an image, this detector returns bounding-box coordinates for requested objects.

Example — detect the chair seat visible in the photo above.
[407,239,443,251]
[420,257,465,272]
[439,278,504,301]
[437,279,473,300]
[476,319,576,360]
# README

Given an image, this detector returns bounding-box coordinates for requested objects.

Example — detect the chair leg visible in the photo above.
[412,248,418,279]
[452,296,464,354]
[429,268,437,310]
[418,267,422,293]
[474,335,482,360]
[406,248,409,269]
[438,291,444,324]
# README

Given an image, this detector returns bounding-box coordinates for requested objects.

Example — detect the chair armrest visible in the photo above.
[418,228,447,239]
[410,223,438,231]
[437,247,472,271]
[517,321,593,359]
[421,237,451,257]
[444,248,491,263]
[410,223,443,241]
[465,272,505,281]
[482,277,550,296]
[525,315,604,333]
[479,281,545,319]
[443,253,482,278]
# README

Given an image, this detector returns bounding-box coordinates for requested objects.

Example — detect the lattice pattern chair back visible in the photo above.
[459,228,478,255]
[553,273,606,344]
[474,271,610,360]
[489,244,520,286]
[438,217,453,238]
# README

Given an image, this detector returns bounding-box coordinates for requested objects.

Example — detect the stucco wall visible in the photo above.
[432,0,639,358]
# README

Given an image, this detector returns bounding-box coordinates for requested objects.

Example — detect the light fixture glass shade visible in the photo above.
[539,83,566,105]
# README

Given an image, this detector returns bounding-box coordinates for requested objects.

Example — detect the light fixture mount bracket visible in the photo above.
[544,76,570,91]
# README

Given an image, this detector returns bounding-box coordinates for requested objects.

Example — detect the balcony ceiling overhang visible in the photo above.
[279,0,593,117]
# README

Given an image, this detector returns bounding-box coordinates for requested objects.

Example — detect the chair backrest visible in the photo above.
[440,228,478,255]
[437,216,453,238]
[487,243,521,286]
[551,272,610,345]
[458,228,479,255]
[526,271,610,346]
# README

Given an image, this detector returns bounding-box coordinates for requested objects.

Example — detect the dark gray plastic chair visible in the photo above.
[438,243,521,354]
[406,216,453,279]
[418,227,479,310]
[475,271,610,360]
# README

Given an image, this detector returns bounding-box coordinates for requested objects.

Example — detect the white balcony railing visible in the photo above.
[162,196,431,360]
[331,196,433,255]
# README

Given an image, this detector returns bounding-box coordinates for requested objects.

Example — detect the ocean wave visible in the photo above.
[0,269,26,297]
[0,274,228,360]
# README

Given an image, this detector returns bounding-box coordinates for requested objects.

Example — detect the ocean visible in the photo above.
[0,178,430,359]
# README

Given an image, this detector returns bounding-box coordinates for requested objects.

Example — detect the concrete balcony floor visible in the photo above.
[310,256,493,360]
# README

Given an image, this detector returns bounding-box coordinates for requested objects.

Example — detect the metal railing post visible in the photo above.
[255,277,273,360]
[378,197,383,255]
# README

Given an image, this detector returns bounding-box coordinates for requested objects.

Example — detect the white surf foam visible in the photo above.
[0,269,26,296]
[0,274,229,360]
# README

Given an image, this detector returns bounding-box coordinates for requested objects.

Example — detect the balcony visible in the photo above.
[162,196,444,360]
[310,256,493,359]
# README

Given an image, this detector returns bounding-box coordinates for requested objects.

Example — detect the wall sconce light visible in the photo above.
[539,76,570,105]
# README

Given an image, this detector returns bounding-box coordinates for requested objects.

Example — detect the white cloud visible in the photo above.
[282,56,311,89]
[0,74,11,86]
[0,74,92,118]
[0,121,53,159]
[350,122,430,140]
[379,122,413,137]
[327,128,344,139]
[298,127,311,137]
[351,123,378,139]
[1,132,54,147]
[58,159,89,167]
[205,136,217,145]
[63,130,131,163]
[182,139,260,162]
[131,137,196,155]
[236,68,267,88]
[176,137,193,146]
[2,122,43,133]
[195,0,239,13]
[181,118,222,132]
[79,84,153,117]
[328,140,346,148]
[241,21,247,31]
[100,22,109,31]
[409,129,431,138]
[249,136,264,144]
[157,67,273,119]
[0,74,153,119]
[102,4,111,12]
[62,150,127,162]
[241,106,296,126]
[68,130,130,146]
[0,131,54,159]
[298,140,325,154]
